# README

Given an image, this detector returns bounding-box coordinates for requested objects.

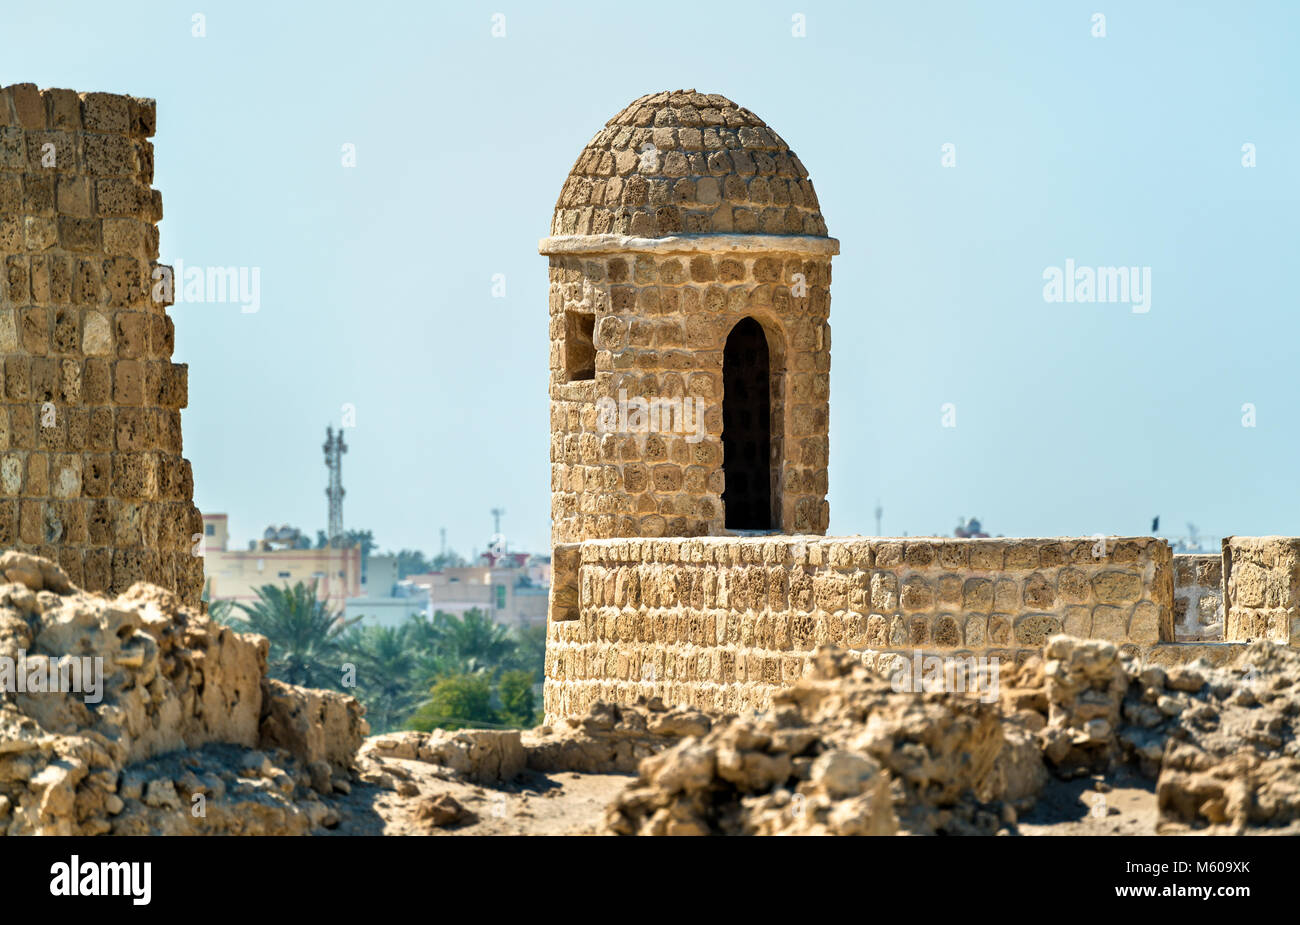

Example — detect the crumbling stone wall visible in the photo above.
[1222,536,1300,644]
[1173,553,1223,641]
[544,535,1174,719]
[0,84,200,604]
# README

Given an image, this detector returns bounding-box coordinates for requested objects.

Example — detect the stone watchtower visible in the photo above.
[542,90,838,547]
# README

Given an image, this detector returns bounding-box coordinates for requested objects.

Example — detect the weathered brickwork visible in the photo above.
[1172,553,1223,641]
[544,91,838,548]
[0,84,201,603]
[543,536,1174,718]
[1222,536,1300,645]
[550,90,827,239]
[546,248,832,544]
[538,91,1259,723]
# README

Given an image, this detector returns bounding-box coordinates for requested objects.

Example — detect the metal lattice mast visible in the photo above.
[323,426,347,545]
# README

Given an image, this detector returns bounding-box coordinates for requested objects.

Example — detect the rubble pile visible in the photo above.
[599,637,1300,835]
[358,698,716,789]
[0,551,367,835]
[1019,635,1300,831]
[605,650,1045,835]
[524,699,716,774]
[1125,644,1300,832]
[4,537,1294,838]
[361,729,526,785]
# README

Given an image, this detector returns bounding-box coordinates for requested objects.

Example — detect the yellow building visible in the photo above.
[201,514,361,611]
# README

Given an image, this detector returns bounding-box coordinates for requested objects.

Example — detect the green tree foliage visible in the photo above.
[424,610,515,676]
[356,610,543,731]
[217,580,545,732]
[430,549,466,570]
[235,581,358,688]
[496,669,538,728]
[407,673,498,731]
[207,596,239,627]
[343,529,376,557]
[338,622,425,733]
[390,549,432,579]
[202,578,240,628]
[507,622,547,678]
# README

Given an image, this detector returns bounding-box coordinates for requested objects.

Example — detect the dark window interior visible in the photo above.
[564,311,595,381]
[723,317,771,530]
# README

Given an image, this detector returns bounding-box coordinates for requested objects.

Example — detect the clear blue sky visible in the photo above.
[4,1,1297,555]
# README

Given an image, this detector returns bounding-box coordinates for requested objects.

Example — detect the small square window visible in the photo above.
[564,310,595,381]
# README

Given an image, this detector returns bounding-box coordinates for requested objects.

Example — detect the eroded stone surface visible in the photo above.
[0,83,202,605]
[0,550,366,835]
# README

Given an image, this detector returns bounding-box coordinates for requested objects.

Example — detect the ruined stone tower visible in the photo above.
[542,90,839,547]
[0,84,202,604]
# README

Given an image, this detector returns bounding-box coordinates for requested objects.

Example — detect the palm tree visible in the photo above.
[208,597,239,626]
[412,609,516,682]
[236,581,358,688]
[339,622,425,732]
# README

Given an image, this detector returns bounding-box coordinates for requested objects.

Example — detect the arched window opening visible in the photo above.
[722,317,772,530]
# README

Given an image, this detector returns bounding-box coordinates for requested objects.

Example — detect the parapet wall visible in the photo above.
[0,84,201,604]
[544,535,1173,718]
[1223,536,1300,644]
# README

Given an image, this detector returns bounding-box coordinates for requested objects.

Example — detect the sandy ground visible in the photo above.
[1017,769,1158,836]
[317,754,1295,837]
[322,757,633,836]
[321,758,1164,836]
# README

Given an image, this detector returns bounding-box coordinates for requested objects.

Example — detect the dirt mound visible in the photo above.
[0,550,367,835]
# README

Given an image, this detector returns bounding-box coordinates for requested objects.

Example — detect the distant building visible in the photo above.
[406,551,551,628]
[201,513,362,611]
[343,553,432,628]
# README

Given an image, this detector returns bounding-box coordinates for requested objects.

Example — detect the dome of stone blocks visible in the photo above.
[550,90,828,239]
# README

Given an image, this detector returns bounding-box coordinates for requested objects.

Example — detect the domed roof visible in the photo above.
[550,90,827,239]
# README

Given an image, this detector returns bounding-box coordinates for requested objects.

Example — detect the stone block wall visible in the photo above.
[1222,536,1300,645]
[547,244,832,545]
[1172,553,1223,641]
[544,535,1174,718]
[0,84,201,604]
